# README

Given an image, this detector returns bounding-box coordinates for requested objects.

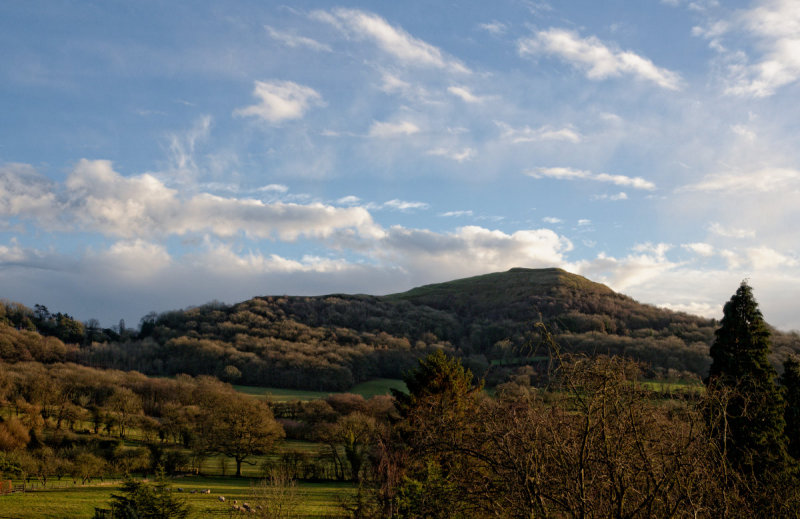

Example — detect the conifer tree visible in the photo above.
[707,281,790,480]
[781,355,800,459]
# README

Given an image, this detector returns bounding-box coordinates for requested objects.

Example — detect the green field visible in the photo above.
[235,377,407,402]
[0,477,354,518]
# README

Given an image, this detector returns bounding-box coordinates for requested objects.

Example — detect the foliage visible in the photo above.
[706,281,792,481]
[107,470,190,519]
[782,355,800,459]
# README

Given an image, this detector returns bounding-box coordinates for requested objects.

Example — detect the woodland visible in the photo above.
[1,268,800,517]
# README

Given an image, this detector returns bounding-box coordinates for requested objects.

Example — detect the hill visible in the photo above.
[5,268,800,390]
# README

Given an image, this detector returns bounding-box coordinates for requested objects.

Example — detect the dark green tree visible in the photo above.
[108,470,189,519]
[782,355,800,459]
[392,350,483,519]
[706,281,791,481]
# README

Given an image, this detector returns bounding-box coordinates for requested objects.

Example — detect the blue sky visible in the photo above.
[2,0,800,330]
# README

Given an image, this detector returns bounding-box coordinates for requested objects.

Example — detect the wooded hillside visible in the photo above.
[3,268,800,390]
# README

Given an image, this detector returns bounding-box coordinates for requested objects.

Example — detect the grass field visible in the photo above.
[234,377,408,402]
[0,477,354,518]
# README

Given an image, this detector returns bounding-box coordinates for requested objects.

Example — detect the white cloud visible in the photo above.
[497,122,582,143]
[265,25,332,52]
[381,199,430,212]
[570,243,681,292]
[718,0,800,97]
[682,242,715,257]
[256,184,289,193]
[0,163,59,222]
[427,147,475,162]
[747,246,798,270]
[379,225,573,280]
[479,21,507,35]
[440,210,473,217]
[234,80,323,124]
[681,167,800,193]
[368,120,420,138]
[592,192,628,201]
[478,20,508,36]
[96,240,172,278]
[15,160,382,242]
[167,116,212,183]
[708,222,756,239]
[317,8,469,73]
[527,167,656,190]
[447,86,487,103]
[542,216,562,224]
[518,28,682,90]
[337,195,361,205]
[578,219,592,226]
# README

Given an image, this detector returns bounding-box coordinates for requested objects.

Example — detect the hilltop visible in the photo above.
[4,268,800,390]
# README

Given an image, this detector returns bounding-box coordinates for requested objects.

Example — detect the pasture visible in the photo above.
[0,477,354,518]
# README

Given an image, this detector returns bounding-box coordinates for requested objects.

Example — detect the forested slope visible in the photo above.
[4,268,800,390]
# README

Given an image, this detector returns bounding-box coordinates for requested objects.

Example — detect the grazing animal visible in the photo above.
[218,496,225,502]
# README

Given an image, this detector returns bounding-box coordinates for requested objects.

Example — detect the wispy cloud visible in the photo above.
[542,216,562,224]
[527,167,656,190]
[497,122,582,143]
[427,147,475,162]
[380,199,430,212]
[479,21,507,35]
[368,120,420,138]
[314,8,470,73]
[265,25,332,52]
[697,0,800,97]
[681,168,800,193]
[447,86,488,103]
[708,222,756,239]
[592,192,628,201]
[518,28,682,90]
[440,210,473,217]
[234,80,323,124]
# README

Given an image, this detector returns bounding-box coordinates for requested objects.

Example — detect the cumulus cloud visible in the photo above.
[11,160,382,242]
[543,216,562,224]
[234,80,323,123]
[0,163,59,222]
[368,120,420,138]
[518,28,682,90]
[570,242,680,292]
[265,25,332,52]
[497,122,582,143]
[315,8,469,73]
[378,225,573,280]
[527,167,656,190]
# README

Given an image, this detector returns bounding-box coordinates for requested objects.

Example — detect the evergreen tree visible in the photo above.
[108,469,189,519]
[782,355,800,459]
[706,281,791,480]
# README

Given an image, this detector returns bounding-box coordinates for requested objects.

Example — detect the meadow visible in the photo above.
[0,477,354,518]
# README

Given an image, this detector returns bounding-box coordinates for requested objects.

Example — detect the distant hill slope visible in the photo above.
[28,268,800,390]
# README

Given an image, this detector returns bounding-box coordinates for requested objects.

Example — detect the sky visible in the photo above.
[1,0,799,331]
